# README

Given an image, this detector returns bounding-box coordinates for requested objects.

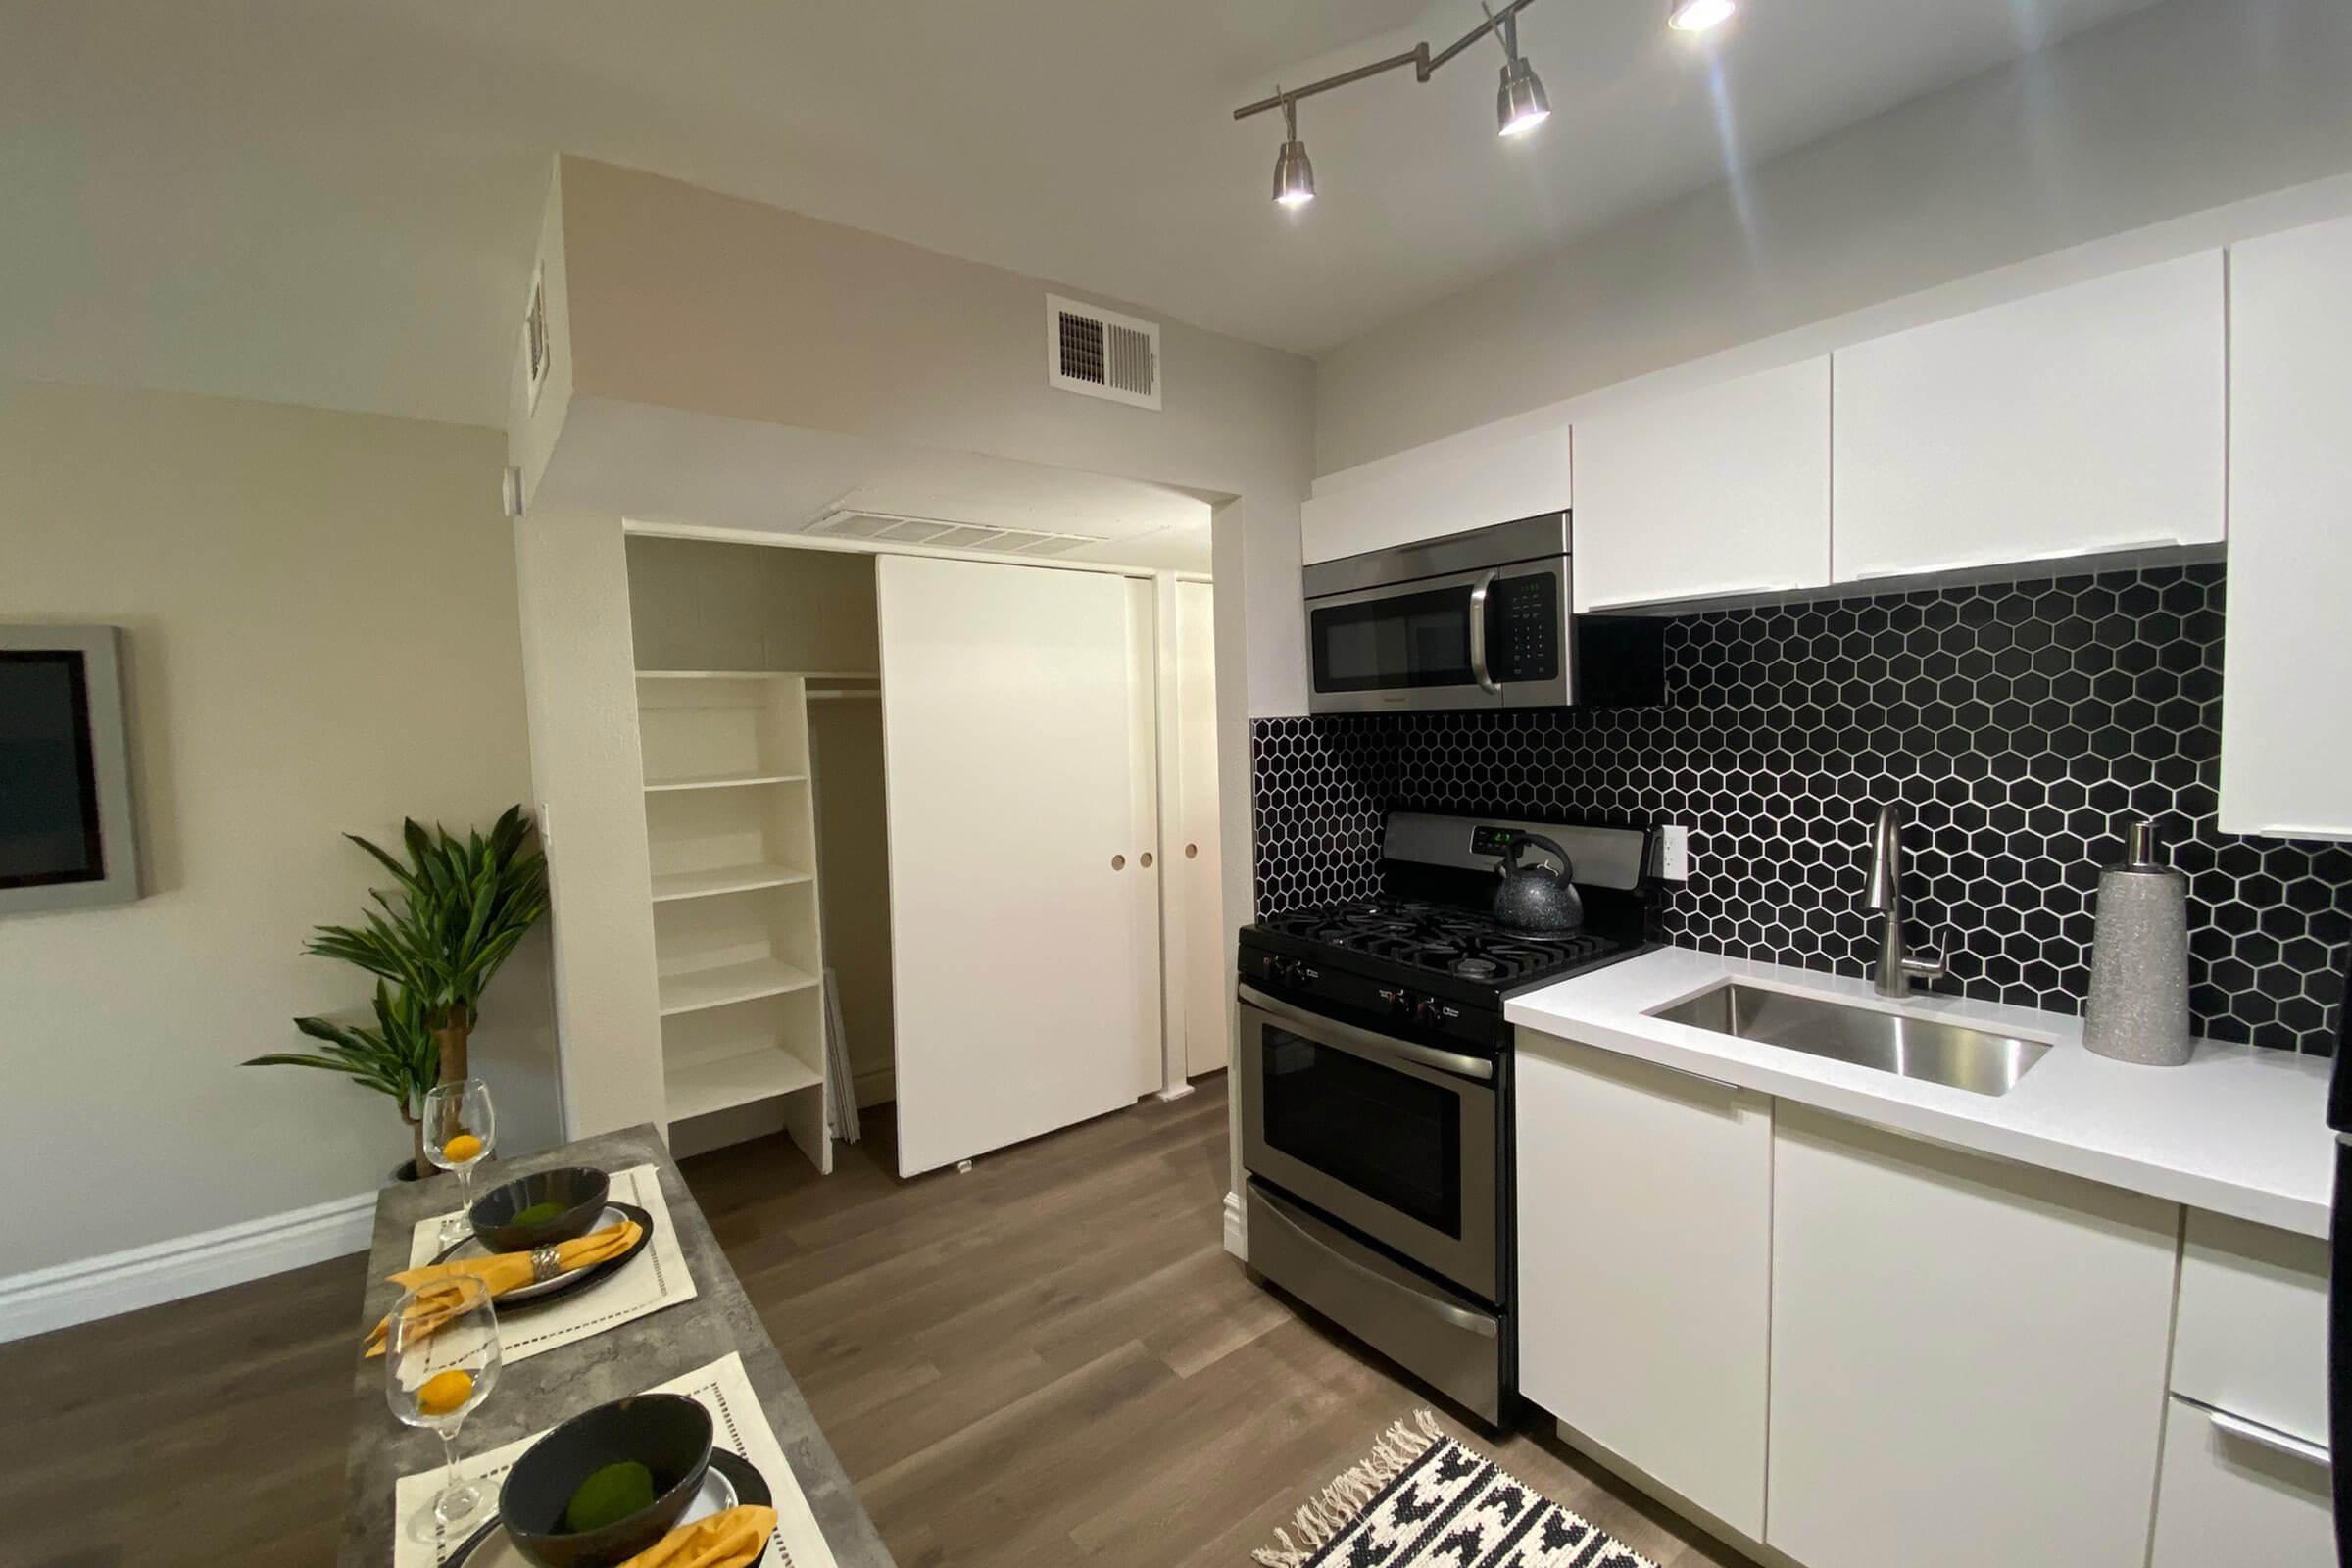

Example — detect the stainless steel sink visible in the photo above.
[1647,982,2051,1097]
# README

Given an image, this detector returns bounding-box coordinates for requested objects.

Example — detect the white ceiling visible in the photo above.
[3,0,2166,431]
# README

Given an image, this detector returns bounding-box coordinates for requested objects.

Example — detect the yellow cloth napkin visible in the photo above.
[363,1220,643,1356]
[616,1504,778,1568]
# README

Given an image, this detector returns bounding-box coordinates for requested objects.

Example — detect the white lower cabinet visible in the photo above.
[1764,1103,2179,1568]
[1515,1033,1771,1537]
[2150,1396,2334,1566]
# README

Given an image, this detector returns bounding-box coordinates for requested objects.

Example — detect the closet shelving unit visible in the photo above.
[634,668,873,1170]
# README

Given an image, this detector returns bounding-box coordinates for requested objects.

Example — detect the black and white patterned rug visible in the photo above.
[1252,1412,1657,1568]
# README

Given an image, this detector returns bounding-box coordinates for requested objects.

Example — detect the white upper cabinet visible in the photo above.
[1573,357,1831,612]
[1832,252,2227,583]
[1517,1033,1772,1538]
[2219,213,2352,841]
[1300,425,1571,565]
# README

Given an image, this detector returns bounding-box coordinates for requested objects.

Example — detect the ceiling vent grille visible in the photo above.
[802,507,1106,559]
[1047,294,1160,410]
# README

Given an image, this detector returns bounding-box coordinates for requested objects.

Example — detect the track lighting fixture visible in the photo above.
[1235,0,1744,205]
[1667,0,1737,32]
[1491,7,1550,137]
[1272,96,1315,208]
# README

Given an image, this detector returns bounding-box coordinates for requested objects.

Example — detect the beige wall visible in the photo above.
[1314,0,2352,474]
[0,380,559,1275]
[517,159,1319,1238]
[546,155,1315,720]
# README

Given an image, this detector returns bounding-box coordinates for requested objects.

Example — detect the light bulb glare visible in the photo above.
[1668,0,1737,32]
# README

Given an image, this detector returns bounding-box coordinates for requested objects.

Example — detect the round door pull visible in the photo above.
[1185,843,1199,858]
[1111,854,1126,871]
[1140,852,1154,869]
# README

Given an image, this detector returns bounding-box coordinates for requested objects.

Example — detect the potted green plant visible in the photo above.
[244,807,549,1174]
[304,805,549,1086]
[246,982,441,1171]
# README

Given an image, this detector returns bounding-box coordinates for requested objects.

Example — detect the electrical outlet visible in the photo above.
[1658,824,1691,882]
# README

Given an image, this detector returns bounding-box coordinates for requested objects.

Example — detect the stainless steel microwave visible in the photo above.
[1304,514,1660,713]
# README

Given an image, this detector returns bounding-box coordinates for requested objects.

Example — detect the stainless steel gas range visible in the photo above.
[1236,811,1655,1425]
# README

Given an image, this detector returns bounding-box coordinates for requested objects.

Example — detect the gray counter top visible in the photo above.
[339,1124,894,1567]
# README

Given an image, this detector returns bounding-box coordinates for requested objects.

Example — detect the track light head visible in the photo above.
[1496,57,1550,137]
[1667,0,1737,32]
[1271,96,1315,207]
[1273,140,1316,206]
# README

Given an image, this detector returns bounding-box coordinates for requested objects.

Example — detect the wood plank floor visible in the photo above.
[0,1076,1751,1567]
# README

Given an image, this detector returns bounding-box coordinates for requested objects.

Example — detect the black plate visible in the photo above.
[447,1448,771,1567]
[427,1202,654,1314]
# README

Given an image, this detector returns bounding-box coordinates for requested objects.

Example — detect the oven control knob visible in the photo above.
[1269,956,1301,987]
[1379,987,1411,1019]
[1412,996,1446,1028]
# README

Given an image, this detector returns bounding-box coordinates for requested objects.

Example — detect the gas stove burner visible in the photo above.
[1259,895,1633,990]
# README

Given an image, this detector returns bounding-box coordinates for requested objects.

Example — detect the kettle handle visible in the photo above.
[1506,832,1575,880]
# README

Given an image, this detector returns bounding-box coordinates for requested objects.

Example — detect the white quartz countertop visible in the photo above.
[1506,947,2335,1239]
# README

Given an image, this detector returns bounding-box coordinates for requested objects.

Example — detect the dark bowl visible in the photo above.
[470,1166,612,1254]
[500,1393,714,1568]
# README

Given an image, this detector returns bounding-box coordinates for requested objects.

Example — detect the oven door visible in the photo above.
[1238,984,1498,1301]
[1305,560,1569,714]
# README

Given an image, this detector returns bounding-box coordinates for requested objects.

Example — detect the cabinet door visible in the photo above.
[876,556,1153,1176]
[2219,214,2352,841]
[1300,427,1571,565]
[1516,1032,1771,1537]
[1573,358,1831,612]
[1832,252,2225,582]
[1175,579,1227,1077]
[2149,1396,2334,1568]
[1767,1104,2178,1568]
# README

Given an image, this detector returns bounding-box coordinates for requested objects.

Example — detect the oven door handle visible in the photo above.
[1468,570,1501,694]
[1253,1184,1498,1338]
[1239,984,1495,1083]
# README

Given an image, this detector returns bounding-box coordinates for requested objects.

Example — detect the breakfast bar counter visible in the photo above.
[338,1123,895,1567]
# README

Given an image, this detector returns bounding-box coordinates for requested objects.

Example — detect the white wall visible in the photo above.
[1314,0,2352,474]
[0,379,559,1277]
[512,506,665,1140]
[541,155,1314,721]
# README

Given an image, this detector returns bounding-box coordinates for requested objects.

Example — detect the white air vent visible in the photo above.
[802,508,1106,559]
[1047,294,1160,410]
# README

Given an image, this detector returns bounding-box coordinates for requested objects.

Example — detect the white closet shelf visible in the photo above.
[643,770,808,793]
[664,1047,822,1122]
[650,863,814,903]
[657,957,820,1016]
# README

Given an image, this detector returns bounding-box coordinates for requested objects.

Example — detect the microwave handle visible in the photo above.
[1468,571,1501,693]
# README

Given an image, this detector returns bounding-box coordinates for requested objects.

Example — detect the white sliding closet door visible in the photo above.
[1176,580,1227,1078]
[877,555,1154,1176]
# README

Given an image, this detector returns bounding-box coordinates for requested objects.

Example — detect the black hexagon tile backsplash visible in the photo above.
[1251,563,2350,1053]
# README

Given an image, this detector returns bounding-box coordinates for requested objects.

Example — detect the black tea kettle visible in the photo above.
[1493,833,1584,933]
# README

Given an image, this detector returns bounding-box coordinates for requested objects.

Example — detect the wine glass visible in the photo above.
[384,1273,501,1540]
[422,1079,496,1247]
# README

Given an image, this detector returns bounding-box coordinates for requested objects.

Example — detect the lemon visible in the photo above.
[441,1133,484,1163]
[416,1368,475,1416]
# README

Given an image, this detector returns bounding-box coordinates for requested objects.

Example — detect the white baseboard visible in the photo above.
[1223,1188,1247,1261]
[0,1188,377,1345]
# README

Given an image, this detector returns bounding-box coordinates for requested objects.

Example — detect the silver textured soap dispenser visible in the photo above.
[2082,818,2193,1066]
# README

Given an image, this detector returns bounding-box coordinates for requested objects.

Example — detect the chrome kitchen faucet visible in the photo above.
[1861,803,1947,999]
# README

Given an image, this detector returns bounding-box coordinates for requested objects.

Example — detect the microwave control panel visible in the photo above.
[1487,572,1560,683]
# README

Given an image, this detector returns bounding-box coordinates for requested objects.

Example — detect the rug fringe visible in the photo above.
[1252,1410,1446,1568]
